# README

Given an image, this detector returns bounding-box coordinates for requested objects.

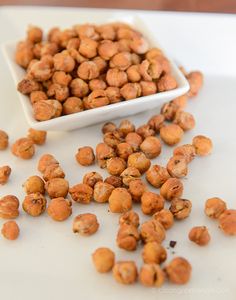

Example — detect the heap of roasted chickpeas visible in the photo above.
[15,23,179,122]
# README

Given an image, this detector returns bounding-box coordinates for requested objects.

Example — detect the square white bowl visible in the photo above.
[1,14,189,131]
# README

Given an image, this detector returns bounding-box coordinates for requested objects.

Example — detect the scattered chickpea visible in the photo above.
[93,181,114,203]
[1,221,20,240]
[0,166,11,185]
[167,155,188,178]
[45,178,69,198]
[96,143,116,168]
[23,175,45,194]
[69,183,93,204]
[22,192,47,216]
[140,136,162,159]
[104,175,123,188]
[139,264,165,287]
[0,195,19,219]
[11,137,35,159]
[83,171,103,188]
[218,209,236,235]
[125,132,143,152]
[188,226,211,246]
[43,164,65,181]
[142,241,167,264]
[73,213,99,236]
[47,197,72,221]
[173,144,196,163]
[136,124,155,139]
[119,210,140,227]
[102,122,117,134]
[153,209,174,230]
[141,191,165,215]
[103,130,124,149]
[116,142,133,161]
[186,71,203,98]
[140,219,166,244]
[120,166,141,186]
[127,152,151,174]
[146,165,170,188]
[160,124,184,146]
[161,101,179,121]
[106,157,126,176]
[165,257,192,285]
[192,135,213,156]
[62,97,84,115]
[108,187,132,213]
[28,128,47,145]
[92,247,115,273]
[205,197,227,219]
[116,224,140,251]
[113,261,138,285]
[119,120,135,136]
[75,146,95,166]
[147,114,165,133]
[171,95,188,110]
[128,179,147,202]
[173,111,195,131]
[169,198,192,220]
[0,130,9,150]
[160,178,184,201]
[38,154,59,173]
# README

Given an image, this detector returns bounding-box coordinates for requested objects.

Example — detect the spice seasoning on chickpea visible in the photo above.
[140,219,166,244]
[142,241,167,264]
[188,226,211,246]
[160,178,183,201]
[23,175,45,194]
[173,144,196,163]
[45,178,69,199]
[104,175,123,188]
[92,247,115,273]
[69,183,93,204]
[128,179,147,202]
[127,152,151,174]
[160,124,184,146]
[153,209,174,230]
[120,166,141,186]
[28,128,47,145]
[0,166,11,185]
[192,135,213,156]
[96,142,116,168]
[0,130,9,150]
[1,221,20,240]
[75,146,95,166]
[218,209,236,235]
[116,224,140,251]
[169,198,192,220]
[93,181,114,203]
[119,120,135,136]
[205,197,227,219]
[106,157,126,176]
[119,210,140,228]
[146,165,170,188]
[140,136,162,159]
[11,138,35,159]
[83,171,103,188]
[108,187,132,213]
[161,101,179,121]
[113,261,138,285]
[0,195,19,219]
[43,164,65,181]
[73,213,99,236]
[125,132,143,152]
[136,124,155,139]
[165,257,192,285]
[147,114,165,133]
[167,155,188,178]
[47,197,72,221]
[141,192,165,215]
[23,193,47,217]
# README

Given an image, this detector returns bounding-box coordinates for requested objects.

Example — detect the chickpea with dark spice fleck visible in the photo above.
[140,219,166,244]
[105,87,122,104]
[116,223,140,251]
[167,155,188,178]
[47,197,72,221]
[83,172,103,188]
[102,122,116,134]
[160,124,184,146]
[146,165,170,188]
[139,264,165,287]
[1,221,20,241]
[93,181,114,203]
[127,152,151,174]
[23,192,47,217]
[142,241,167,264]
[128,179,147,202]
[69,183,93,204]
[113,261,138,285]
[70,78,89,98]
[140,136,162,159]
[165,257,192,285]
[161,101,179,121]
[205,197,227,219]
[75,146,95,166]
[86,90,110,109]
[189,226,211,246]
[119,210,140,227]
[73,213,99,236]
[153,209,174,230]
[92,247,115,273]
[169,198,192,220]
[11,138,35,159]
[0,166,11,185]
[160,178,183,201]
[103,130,124,148]
[108,187,132,213]
[17,78,41,95]
[141,192,165,215]
[106,157,126,176]
[45,178,69,199]
[120,166,141,186]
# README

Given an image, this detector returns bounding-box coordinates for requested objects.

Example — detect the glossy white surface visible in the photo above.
[0,7,236,300]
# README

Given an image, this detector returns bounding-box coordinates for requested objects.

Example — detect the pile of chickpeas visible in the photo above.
[15,23,179,122]
[1,34,236,288]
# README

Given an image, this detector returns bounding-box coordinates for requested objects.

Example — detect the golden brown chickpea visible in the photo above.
[120,167,141,186]
[43,164,65,181]
[70,78,89,98]
[47,197,72,221]
[153,209,174,230]
[105,87,122,104]
[102,122,116,134]
[172,94,188,110]
[110,52,131,70]
[173,111,195,131]
[22,192,47,217]
[96,143,116,168]
[104,175,123,188]
[128,179,147,203]
[173,144,196,163]
[141,191,165,215]
[127,152,151,174]
[106,68,128,87]
[47,27,61,44]
[45,178,69,199]
[186,71,203,98]
[92,247,115,273]
[97,24,116,40]
[103,130,124,148]
[0,195,19,219]
[131,53,141,65]
[86,90,109,109]
[11,138,35,159]
[169,198,192,220]
[120,83,141,100]
[89,79,107,91]
[75,24,98,40]
[83,171,103,188]
[205,197,227,219]
[59,29,77,48]
[160,178,183,201]
[33,100,58,121]
[38,154,59,173]
[116,143,133,161]
[117,28,137,40]
[66,37,80,50]
[126,65,141,82]
[108,187,132,213]
[116,224,140,251]
[140,136,162,159]
[75,146,95,166]
[15,41,34,68]
[0,130,9,150]
[113,261,137,285]
[52,71,72,86]
[0,166,11,185]
[140,81,157,96]
[69,183,93,204]
[161,101,179,121]
[73,213,99,236]
[160,124,184,146]
[119,210,140,227]
[167,155,188,178]
[130,37,149,54]
[40,42,59,57]
[17,78,42,95]
[139,59,162,81]
[157,74,177,92]
[27,25,43,43]
[147,114,165,133]
[189,226,211,246]
[62,97,84,115]
[93,181,114,203]
[53,51,75,72]
[79,38,98,58]
[46,99,63,118]
[1,221,20,240]
[139,263,165,287]
[30,90,47,104]
[118,120,135,136]
[106,157,126,176]
[165,257,192,285]
[23,175,45,194]
[28,59,53,81]
[192,135,213,156]
[98,40,119,60]
[146,165,170,188]
[145,48,163,61]
[136,124,155,139]
[92,56,108,74]
[218,209,236,235]
[28,128,47,145]
[77,61,99,80]
[140,219,166,244]
[47,83,69,102]
[142,241,167,264]
[125,132,143,152]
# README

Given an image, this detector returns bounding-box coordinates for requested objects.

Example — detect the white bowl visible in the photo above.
[1,15,189,131]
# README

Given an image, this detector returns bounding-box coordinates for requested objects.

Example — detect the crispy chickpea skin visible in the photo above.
[140,136,162,159]
[218,209,236,235]
[140,81,157,96]
[142,241,167,264]
[173,144,196,163]
[116,142,133,161]
[92,247,115,273]
[93,181,114,203]
[63,97,84,115]
[108,187,132,213]
[11,138,35,159]
[92,56,107,73]
[113,261,138,285]
[169,198,192,220]
[120,83,141,100]
[140,219,166,244]
[45,178,69,198]
[104,175,123,188]
[28,128,47,145]
[160,178,183,201]
[105,87,122,103]
[89,79,107,91]
[1,221,20,240]
[69,183,93,204]
[186,71,203,98]
[157,74,177,92]
[53,51,75,72]
[0,130,9,150]
[127,65,141,82]
[52,71,72,86]
[127,152,151,174]
[161,101,179,121]
[136,124,155,139]
[205,197,227,219]
[27,59,53,82]
[43,164,65,181]
[139,263,165,287]
[102,122,116,134]
[87,90,109,109]
[47,197,72,221]
[77,61,99,80]
[70,78,89,98]
[83,171,103,188]
[17,78,42,95]
[38,154,59,173]
[189,226,211,246]
[98,40,119,60]
[119,210,140,227]
[73,213,99,236]
[125,132,143,152]
[130,37,149,54]
[75,146,95,166]
[106,157,126,176]
[104,130,124,149]
[173,111,196,131]
[167,155,188,178]
[165,257,192,285]
[22,192,47,216]
[106,68,128,87]
[120,167,141,186]
[110,52,131,70]
[147,114,165,133]
[117,224,140,251]
[128,179,147,202]
[0,166,11,185]
[153,209,174,230]
[97,24,116,40]
[79,38,98,58]
[146,165,170,188]
[192,135,213,156]
[0,195,19,219]
[47,83,69,102]
[23,175,45,194]
[141,192,165,215]
[96,143,116,168]
[160,124,184,146]
[15,41,34,68]
[33,100,61,121]
[119,120,135,136]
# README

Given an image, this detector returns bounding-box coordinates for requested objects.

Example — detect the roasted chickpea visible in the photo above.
[92,56,108,74]
[108,187,132,213]
[86,90,109,109]
[127,152,151,174]
[11,138,35,159]
[0,166,11,185]
[120,83,141,100]
[93,181,114,203]
[33,100,59,121]
[70,78,89,98]
[89,79,107,91]
[47,27,61,44]
[38,154,59,173]
[140,81,157,96]
[79,38,98,58]
[173,111,195,131]
[45,178,69,198]
[62,97,84,115]
[146,165,170,188]
[192,135,213,156]
[106,157,126,176]
[142,241,167,264]
[130,37,149,54]
[27,59,53,82]
[75,146,95,166]
[73,213,99,236]
[43,164,65,181]
[153,209,174,230]
[92,247,115,273]
[165,257,192,284]
[139,59,162,81]
[97,24,116,40]
[167,155,188,178]
[145,47,163,61]
[23,175,45,194]
[69,183,93,204]
[125,132,143,151]
[28,128,47,145]
[140,219,166,244]
[118,120,135,136]
[22,192,47,216]
[141,191,164,215]
[160,178,183,201]
[96,143,116,168]
[147,114,165,133]
[0,130,9,150]
[105,87,122,104]
[106,68,128,87]
[161,101,179,121]
[120,167,141,186]
[189,226,211,246]
[77,61,99,80]
[103,130,124,148]
[75,24,99,40]
[127,65,141,82]
[140,136,162,159]
[186,71,203,98]
[172,94,188,110]
[218,209,236,235]
[53,51,75,72]
[15,41,34,68]
[98,40,119,60]
[173,144,196,163]
[116,223,140,251]
[169,198,192,220]
[30,90,47,104]
[160,124,184,146]
[1,221,20,240]
[52,71,72,86]
[0,195,19,219]
[102,122,117,134]
[136,124,155,139]
[47,83,69,102]
[83,171,103,188]
[47,197,72,221]
[128,179,147,202]
[119,210,140,227]
[139,263,165,287]
[116,142,133,161]
[157,74,177,92]
[104,175,123,188]
[46,99,63,118]
[27,25,43,43]
[113,261,137,285]
[205,197,227,219]
[17,78,42,95]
